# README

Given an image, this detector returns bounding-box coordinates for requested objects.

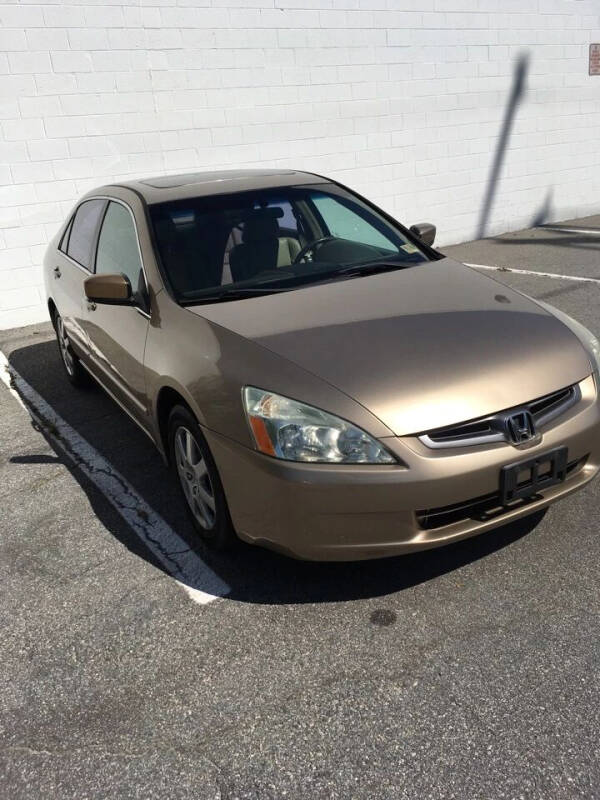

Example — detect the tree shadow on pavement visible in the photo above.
[8,339,545,606]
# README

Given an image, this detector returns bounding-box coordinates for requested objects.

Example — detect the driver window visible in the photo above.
[96,201,144,295]
[267,199,298,236]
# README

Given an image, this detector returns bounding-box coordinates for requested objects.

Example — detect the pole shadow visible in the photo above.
[476,52,530,239]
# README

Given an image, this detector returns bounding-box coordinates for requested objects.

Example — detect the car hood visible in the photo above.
[189,259,592,436]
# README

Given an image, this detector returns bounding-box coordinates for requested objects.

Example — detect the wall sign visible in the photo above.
[590,43,600,75]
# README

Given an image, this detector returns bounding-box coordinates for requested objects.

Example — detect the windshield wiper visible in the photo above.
[336,259,415,277]
[183,286,289,305]
[183,260,418,304]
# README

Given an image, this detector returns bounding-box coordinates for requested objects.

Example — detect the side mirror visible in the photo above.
[84,273,132,305]
[409,222,436,247]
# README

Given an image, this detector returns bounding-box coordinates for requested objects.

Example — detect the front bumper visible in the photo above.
[205,375,600,561]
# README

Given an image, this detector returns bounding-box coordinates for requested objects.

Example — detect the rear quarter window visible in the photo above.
[58,216,73,252]
[65,199,106,269]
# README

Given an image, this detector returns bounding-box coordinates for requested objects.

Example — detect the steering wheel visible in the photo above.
[292,236,336,264]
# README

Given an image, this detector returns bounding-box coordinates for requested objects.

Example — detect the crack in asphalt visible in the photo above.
[0,352,230,605]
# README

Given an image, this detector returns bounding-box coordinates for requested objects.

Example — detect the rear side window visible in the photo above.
[266,199,298,234]
[95,201,144,294]
[66,199,106,269]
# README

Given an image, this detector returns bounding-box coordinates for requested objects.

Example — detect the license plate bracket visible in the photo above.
[500,446,568,506]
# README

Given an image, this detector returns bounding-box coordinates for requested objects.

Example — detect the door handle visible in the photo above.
[87,301,97,312]
[53,266,61,279]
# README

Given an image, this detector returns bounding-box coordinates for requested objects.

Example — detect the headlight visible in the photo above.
[243,387,397,464]
[538,301,600,374]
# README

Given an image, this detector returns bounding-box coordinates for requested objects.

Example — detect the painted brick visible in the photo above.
[43,6,87,29]
[35,180,77,203]
[2,0,600,326]
[3,225,47,249]
[44,116,88,139]
[0,30,28,52]
[26,29,69,51]
[2,267,42,291]
[19,201,65,226]
[2,119,45,142]
[34,73,78,96]
[0,246,33,269]
[0,303,48,329]
[0,286,41,311]
[8,51,52,74]
[19,95,62,119]
[0,5,45,28]
[90,50,136,72]
[50,51,94,73]
[11,161,56,185]
[83,6,126,29]
[67,28,111,51]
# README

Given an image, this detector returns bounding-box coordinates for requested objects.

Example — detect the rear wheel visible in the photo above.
[54,312,89,387]
[168,405,237,550]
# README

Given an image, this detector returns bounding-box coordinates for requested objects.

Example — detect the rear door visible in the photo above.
[53,199,106,357]
[82,199,150,429]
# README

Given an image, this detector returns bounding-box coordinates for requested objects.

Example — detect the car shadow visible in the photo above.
[8,338,545,605]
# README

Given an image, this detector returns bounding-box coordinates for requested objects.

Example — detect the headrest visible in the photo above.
[242,211,281,243]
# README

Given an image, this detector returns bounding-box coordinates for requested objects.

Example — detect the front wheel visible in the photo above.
[168,405,237,550]
[54,312,89,387]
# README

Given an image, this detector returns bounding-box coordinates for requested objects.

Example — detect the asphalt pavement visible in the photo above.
[1,217,600,799]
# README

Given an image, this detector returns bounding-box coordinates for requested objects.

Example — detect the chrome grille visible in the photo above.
[528,385,576,426]
[419,383,580,450]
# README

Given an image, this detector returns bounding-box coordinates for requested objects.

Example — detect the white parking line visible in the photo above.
[537,226,600,236]
[464,262,600,285]
[0,351,230,606]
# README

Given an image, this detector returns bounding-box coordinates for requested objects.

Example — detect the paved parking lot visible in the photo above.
[1,218,600,799]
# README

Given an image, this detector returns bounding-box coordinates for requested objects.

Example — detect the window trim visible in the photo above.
[93,197,151,316]
[59,194,151,315]
[59,199,107,273]
[58,214,74,254]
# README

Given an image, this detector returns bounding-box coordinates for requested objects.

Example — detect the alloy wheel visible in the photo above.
[174,425,216,530]
[56,315,75,377]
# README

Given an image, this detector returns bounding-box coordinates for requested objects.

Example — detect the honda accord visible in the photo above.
[44,169,600,559]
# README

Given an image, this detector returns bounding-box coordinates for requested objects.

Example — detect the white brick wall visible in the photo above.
[1,0,600,328]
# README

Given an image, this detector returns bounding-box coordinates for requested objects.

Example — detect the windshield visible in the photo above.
[149,183,430,302]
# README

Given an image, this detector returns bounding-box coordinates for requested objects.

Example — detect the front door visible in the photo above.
[82,200,150,430]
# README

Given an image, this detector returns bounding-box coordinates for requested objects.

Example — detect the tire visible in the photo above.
[167,404,237,550]
[54,311,90,388]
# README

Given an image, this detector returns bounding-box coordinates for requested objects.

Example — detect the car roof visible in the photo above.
[95,168,329,205]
